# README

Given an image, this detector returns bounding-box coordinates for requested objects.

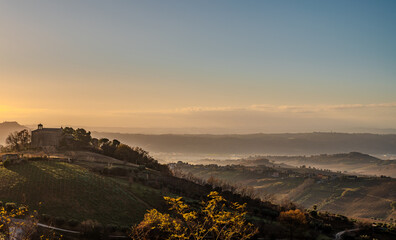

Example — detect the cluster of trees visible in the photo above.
[61,127,169,173]
[60,127,93,149]
[2,127,168,173]
[97,138,169,173]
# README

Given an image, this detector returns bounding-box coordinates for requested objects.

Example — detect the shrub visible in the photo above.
[120,226,130,233]
[0,204,28,235]
[278,209,307,240]
[19,206,28,213]
[3,159,11,168]
[106,224,117,233]
[309,210,318,217]
[322,223,333,234]
[68,219,80,227]
[81,219,103,239]
[5,202,16,211]
[55,217,65,226]
[130,191,258,240]
[41,214,51,222]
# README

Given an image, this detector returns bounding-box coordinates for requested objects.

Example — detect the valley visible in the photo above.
[172,155,396,222]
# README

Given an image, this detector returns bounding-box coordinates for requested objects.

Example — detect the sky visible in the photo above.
[1,0,395,133]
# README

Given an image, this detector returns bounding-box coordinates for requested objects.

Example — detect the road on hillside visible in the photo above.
[334,228,359,240]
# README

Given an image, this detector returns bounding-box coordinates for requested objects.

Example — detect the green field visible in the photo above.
[0,160,165,226]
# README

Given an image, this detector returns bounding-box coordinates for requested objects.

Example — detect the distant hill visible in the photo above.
[176,162,396,221]
[268,152,396,177]
[92,132,396,155]
[0,121,29,145]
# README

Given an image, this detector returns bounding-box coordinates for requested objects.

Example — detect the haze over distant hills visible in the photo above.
[2,121,396,156]
[93,131,396,156]
[0,121,29,145]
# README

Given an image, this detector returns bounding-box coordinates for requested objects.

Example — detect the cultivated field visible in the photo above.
[0,160,164,226]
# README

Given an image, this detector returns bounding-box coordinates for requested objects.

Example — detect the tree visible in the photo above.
[62,127,75,135]
[114,144,134,162]
[278,209,307,240]
[73,128,92,146]
[60,127,92,149]
[6,129,31,151]
[91,138,99,148]
[99,138,109,146]
[100,140,118,156]
[112,139,121,147]
[130,191,258,240]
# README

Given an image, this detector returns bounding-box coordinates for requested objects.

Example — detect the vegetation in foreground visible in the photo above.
[131,192,258,240]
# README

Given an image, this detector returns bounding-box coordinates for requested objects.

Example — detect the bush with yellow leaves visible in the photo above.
[130,191,258,240]
[0,205,37,240]
[0,204,63,240]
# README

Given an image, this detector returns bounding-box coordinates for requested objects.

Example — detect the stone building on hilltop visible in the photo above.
[31,124,62,148]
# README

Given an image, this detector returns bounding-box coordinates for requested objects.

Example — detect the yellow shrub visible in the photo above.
[130,191,257,240]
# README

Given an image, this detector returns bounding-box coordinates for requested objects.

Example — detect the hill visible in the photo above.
[267,152,396,177]
[2,154,395,239]
[0,121,28,145]
[174,161,396,221]
[0,159,165,226]
[92,132,396,155]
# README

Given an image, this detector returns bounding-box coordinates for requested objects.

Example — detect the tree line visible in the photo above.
[2,128,169,173]
[61,127,169,173]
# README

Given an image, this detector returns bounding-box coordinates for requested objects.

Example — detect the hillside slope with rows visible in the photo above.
[0,160,165,226]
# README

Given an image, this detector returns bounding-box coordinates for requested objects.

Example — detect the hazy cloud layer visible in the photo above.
[3,103,394,134]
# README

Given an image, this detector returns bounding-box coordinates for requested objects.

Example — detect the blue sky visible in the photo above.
[0,1,395,132]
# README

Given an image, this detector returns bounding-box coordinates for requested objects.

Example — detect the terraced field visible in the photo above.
[0,160,165,226]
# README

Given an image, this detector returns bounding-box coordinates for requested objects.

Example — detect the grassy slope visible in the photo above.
[0,160,165,226]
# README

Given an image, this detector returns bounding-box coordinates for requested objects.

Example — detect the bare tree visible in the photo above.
[6,129,31,151]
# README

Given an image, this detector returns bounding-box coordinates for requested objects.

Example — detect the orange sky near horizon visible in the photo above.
[1,1,395,133]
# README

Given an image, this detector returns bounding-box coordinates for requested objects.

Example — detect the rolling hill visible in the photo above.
[174,161,396,221]
[0,160,165,226]
[1,153,395,239]
[267,152,396,177]
[92,132,396,155]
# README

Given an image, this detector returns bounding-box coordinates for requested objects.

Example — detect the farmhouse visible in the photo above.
[31,124,63,148]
